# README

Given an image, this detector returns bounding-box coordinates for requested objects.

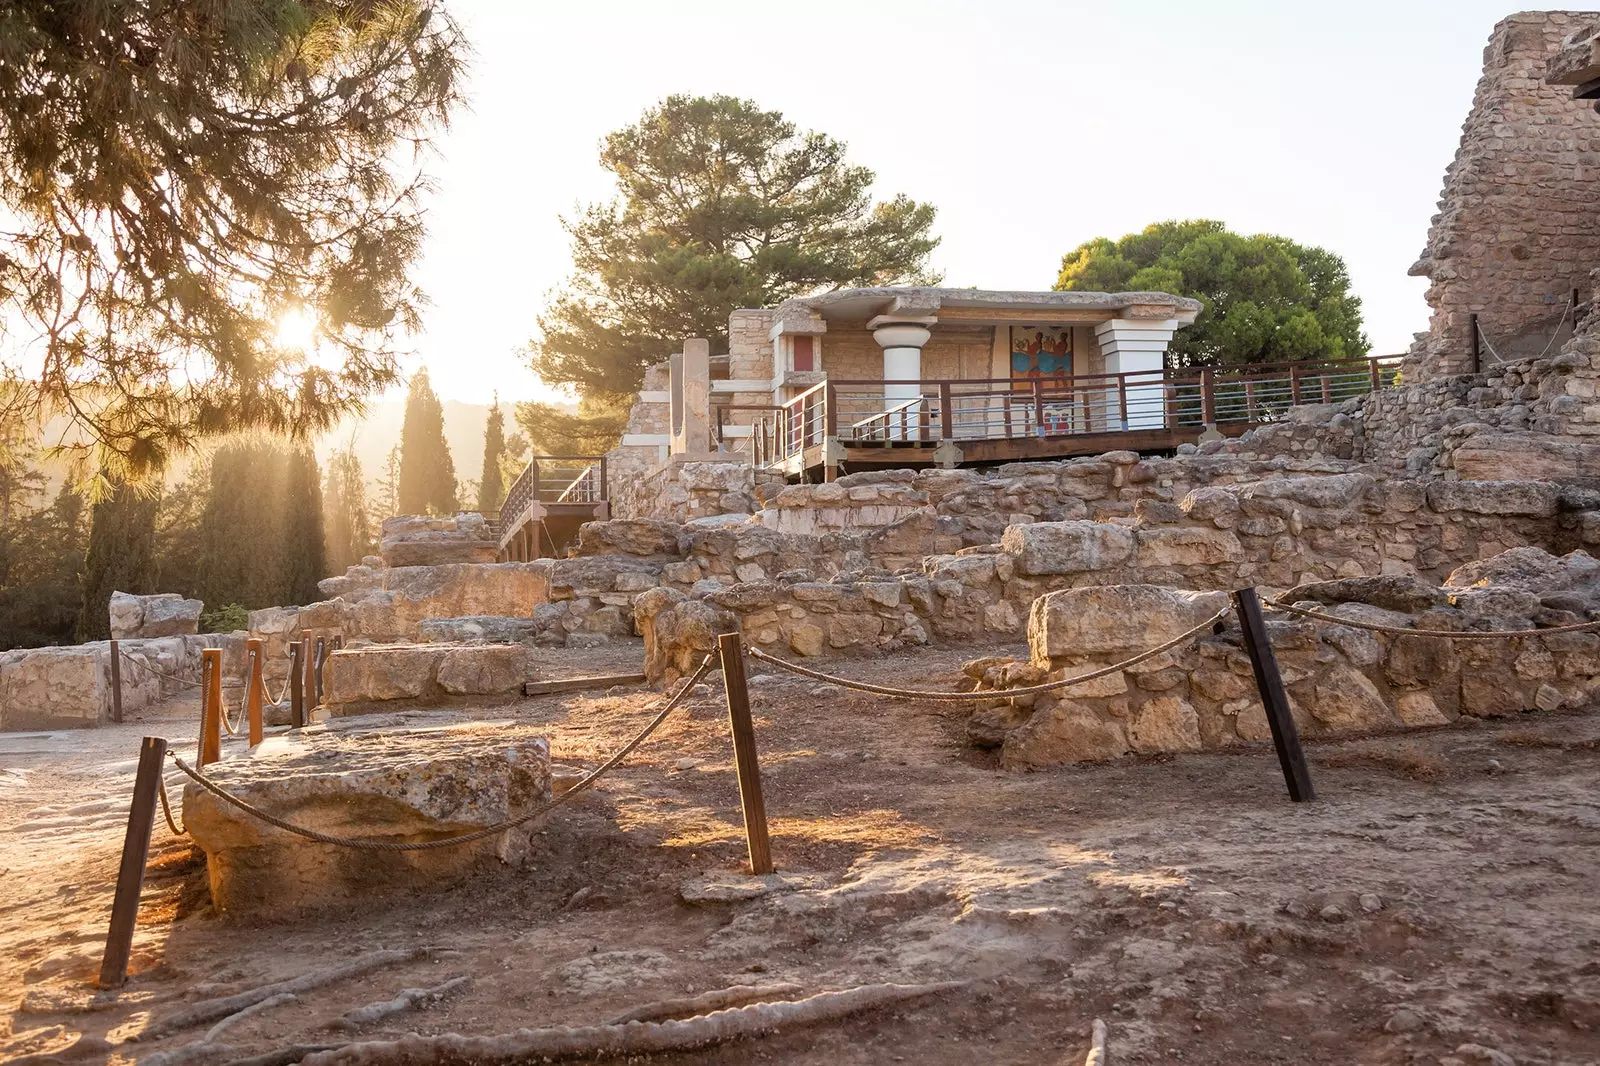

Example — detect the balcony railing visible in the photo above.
[498,454,609,546]
[712,355,1403,469]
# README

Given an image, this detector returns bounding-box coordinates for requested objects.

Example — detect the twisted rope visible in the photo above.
[1266,598,1600,639]
[119,650,245,690]
[166,654,716,852]
[748,609,1230,702]
[157,773,187,836]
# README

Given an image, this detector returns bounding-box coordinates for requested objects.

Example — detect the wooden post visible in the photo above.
[1289,363,1302,406]
[1470,313,1481,375]
[599,456,608,501]
[314,636,327,705]
[198,650,222,768]
[824,383,838,438]
[288,641,305,729]
[1201,368,1216,425]
[1232,587,1316,802]
[246,639,264,746]
[1321,373,1333,404]
[300,628,315,705]
[97,735,166,988]
[108,639,123,725]
[938,382,954,440]
[1369,357,1381,393]
[1032,378,1046,438]
[717,631,773,875]
[1116,374,1130,430]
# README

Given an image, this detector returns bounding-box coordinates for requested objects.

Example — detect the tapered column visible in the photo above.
[871,324,930,440]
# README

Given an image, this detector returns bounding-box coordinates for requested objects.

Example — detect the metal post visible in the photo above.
[108,639,123,725]
[288,641,305,729]
[313,636,327,705]
[246,639,264,746]
[98,735,166,988]
[1470,313,1481,375]
[198,650,223,767]
[1232,587,1316,802]
[717,631,773,875]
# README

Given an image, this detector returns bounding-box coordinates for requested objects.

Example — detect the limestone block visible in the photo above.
[183,726,551,915]
[1127,696,1203,754]
[379,514,498,567]
[789,623,825,657]
[1424,481,1559,518]
[575,519,685,558]
[1001,701,1129,769]
[1029,585,1229,662]
[0,646,107,730]
[436,645,528,695]
[1001,520,1135,576]
[417,616,538,645]
[1133,527,1244,568]
[109,591,202,639]
[1281,575,1448,614]
[1298,666,1398,734]
[322,645,443,703]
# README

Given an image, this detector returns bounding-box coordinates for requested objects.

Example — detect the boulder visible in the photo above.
[574,519,685,558]
[109,592,202,639]
[182,725,551,915]
[1423,481,1559,518]
[1282,575,1448,614]
[1001,520,1135,576]
[379,514,498,567]
[1001,700,1129,769]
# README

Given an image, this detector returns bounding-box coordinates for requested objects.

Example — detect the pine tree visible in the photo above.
[476,397,507,513]
[282,448,327,605]
[376,445,403,520]
[77,480,159,641]
[0,2,466,480]
[198,440,291,610]
[398,370,458,515]
[324,447,373,574]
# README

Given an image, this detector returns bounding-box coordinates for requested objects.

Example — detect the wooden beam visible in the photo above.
[524,672,648,696]
[98,735,166,988]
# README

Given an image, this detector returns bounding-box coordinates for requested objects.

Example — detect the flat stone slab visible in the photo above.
[321,642,528,713]
[184,724,551,916]
[679,872,832,903]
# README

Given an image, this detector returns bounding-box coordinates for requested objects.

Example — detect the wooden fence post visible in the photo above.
[97,735,167,988]
[717,631,773,875]
[246,638,264,746]
[289,640,305,729]
[313,636,327,705]
[1232,587,1316,802]
[198,650,223,768]
[109,639,123,725]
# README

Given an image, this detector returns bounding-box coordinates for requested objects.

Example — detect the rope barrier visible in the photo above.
[748,609,1231,702]
[1265,598,1600,639]
[165,654,717,852]
[157,773,187,836]
[118,650,246,690]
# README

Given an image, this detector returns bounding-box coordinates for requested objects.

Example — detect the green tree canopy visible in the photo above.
[397,370,456,515]
[514,393,633,458]
[0,1,466,480]
[527,94,942,429]
[476,397,506,513]
[1054,220,1369,368]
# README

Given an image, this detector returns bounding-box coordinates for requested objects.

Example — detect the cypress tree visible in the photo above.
[198,439,290,610]
[282,447,327,605]
[323,447,373,575]
[77,479,159,641]
[476,397,507,514]
[398,370,458,515]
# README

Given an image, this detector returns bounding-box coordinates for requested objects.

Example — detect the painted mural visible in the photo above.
[1009,326,1073,388]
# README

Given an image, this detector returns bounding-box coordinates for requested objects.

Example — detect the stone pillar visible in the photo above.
[670,337,713,456]
[871,324,931,440]
[1094,319,1180,430]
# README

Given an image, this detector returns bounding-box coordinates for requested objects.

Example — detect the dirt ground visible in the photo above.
[3,638,1599,1065]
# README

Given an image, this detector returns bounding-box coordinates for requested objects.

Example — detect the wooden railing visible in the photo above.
[498,454,609,543]
[710,355,1403,468]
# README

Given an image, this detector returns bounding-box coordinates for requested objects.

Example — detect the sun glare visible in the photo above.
[274,306,319,352]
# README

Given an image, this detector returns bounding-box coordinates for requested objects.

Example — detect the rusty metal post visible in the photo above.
[313,636,327,705]
[246,639,264,746]
[198,650,222,768]
[717,631,773,875]
[108,639,123,725]
[1233,587,1315,802]
[98,735,166,988]
[288,640,305,729]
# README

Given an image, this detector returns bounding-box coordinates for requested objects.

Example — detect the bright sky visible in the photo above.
[404,0,1600,405]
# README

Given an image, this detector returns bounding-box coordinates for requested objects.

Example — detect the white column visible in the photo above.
[871,324,930,440]
[1094,318,1180,430]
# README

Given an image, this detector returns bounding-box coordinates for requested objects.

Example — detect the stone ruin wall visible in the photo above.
[968,548,1600,770]
[1410,10,1600,378]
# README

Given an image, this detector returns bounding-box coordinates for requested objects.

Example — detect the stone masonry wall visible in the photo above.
[1410,10,1600,378]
